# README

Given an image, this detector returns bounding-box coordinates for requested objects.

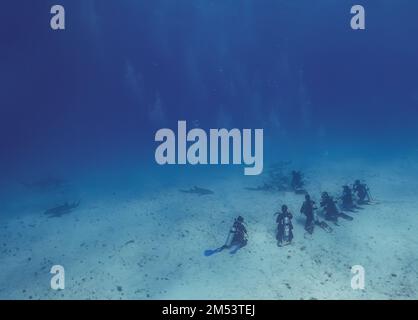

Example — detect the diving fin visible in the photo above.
[204,245,227,257]
[315,221,333,233]
[338,212,354,221]
[277,241,291,247]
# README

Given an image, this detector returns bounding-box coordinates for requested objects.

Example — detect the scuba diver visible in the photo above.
[226,215,248,252]
[300,194,333,234]
[321,192,354,222]
[320,192,339,223]
[353,180,371,204]
[291,170,306,194]
[340,185,356,211]
[204,216,248,256]
[300,194,316,234]
[276,205,294,246]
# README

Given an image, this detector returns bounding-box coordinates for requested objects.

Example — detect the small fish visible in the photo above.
[44,201,80,218]
[180,186,214,196]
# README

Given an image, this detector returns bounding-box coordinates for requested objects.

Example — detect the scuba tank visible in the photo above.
[284,216,290,225]
[284,225,290,240]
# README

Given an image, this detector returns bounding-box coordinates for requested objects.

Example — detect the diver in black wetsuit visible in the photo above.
[353,180,370,204]
[291,170,304,191]
[341,185,355,210]
[276,205,294,246]
[204,216,248,256]
[227,216,248,250]
[320,192,339,222]
[300,194,316,234]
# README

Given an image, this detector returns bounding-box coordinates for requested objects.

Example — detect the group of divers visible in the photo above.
[205,171,373,256]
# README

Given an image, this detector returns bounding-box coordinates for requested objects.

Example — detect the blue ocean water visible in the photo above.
[0,1,418,299]
[1,0,418,175]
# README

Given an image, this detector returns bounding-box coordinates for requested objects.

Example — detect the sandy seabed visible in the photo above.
[0,157,417,300]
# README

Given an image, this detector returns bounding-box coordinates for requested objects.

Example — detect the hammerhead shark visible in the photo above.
[44,201,80,218]
[180,186,214,196]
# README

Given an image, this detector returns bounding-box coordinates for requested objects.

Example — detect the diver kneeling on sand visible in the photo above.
[340,185,357,211]
[275,205,293,246]
[291,170,307,194]
[204,216,248,256]
[353,180,371,204]
[321,192,354,223]
[300,194,333,234]
[320,192,339,223]
[300,194,316,234]
[225,216,248,253]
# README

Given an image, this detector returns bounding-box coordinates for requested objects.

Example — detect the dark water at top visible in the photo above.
[1,0,418,178]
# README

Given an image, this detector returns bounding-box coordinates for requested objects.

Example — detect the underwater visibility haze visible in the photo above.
[0,0,417,299]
